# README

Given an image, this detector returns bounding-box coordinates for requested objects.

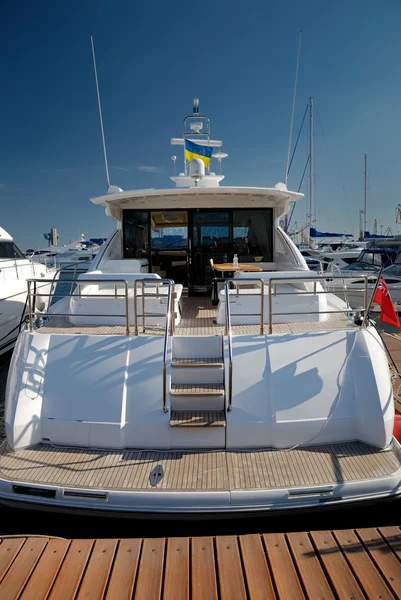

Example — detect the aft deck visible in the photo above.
[38,294,357,336]
[0,528,401,599]
[1,440,400,493]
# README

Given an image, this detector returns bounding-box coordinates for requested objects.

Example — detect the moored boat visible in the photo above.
[2,102,400,517]
[0,226,59,356]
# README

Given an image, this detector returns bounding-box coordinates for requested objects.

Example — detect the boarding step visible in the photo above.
[169,410,226,427]
[170,384,225,411]
[172,358,223,367]
[171,358,224,385]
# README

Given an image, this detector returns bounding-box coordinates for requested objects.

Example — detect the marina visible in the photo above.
[2,4,401,595]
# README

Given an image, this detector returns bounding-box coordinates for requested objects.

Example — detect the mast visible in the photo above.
[308,96,314,239]
[363,153,368,239]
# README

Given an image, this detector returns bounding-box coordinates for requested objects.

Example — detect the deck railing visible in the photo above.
[27,277,131,335]
[223,273,373,411]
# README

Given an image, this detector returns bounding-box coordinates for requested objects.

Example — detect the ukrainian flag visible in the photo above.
[185,139,213,167]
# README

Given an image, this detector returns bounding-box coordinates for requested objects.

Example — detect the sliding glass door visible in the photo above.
[189,210,231,294]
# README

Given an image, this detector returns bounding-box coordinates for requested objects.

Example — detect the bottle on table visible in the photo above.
[233,254,239,267]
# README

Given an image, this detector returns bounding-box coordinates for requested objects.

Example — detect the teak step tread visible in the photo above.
[170,384,224,396]
[172,358,223,367]
[170,411,226,427]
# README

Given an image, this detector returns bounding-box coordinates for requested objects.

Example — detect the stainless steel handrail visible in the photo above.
[133,278,175,336]
[132,278,175,413]
[163,280,174,413]
[224,281,233,411]
[27,277,131,335]
[223,273,371,331]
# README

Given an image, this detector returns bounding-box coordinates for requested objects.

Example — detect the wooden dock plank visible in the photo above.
[163,537,189,600]
[191,537,218,600]
[105,539,141,600]
[134,538,165,600]
[310,530,365,600]
[0,537,47,600]
[378,526,401,560]
[0,537,26,584]
[333,529,394,600]
[0,528,399,600]
[215,536,247,600]
[48,539,94,600]
[239,534,276,600]
[20,539,70,600]
[286,531,335,600]
[356,527,401,598]
[263,533,305,599]
[76,539,118,600]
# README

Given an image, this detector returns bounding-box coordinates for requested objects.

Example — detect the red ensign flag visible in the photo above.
[372,276,401,328]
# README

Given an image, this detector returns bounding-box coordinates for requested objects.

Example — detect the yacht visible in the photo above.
[325,242,401,308]
[0,227,59,356]
[1,103,400,517]
[27,235,107,269]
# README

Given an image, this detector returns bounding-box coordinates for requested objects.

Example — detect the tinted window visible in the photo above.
[233,209,273,262]
[0,242,24,259]
[123,211,149,259]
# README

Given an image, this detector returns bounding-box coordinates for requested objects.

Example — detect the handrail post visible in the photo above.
[225,280,233,412]
[228,360,233,412]
[260,280,264,335]
[134,281,138,336]
[163,363,167,413]
[225,281,229,335]
[142,281,145,333]
[171,287,176,335]
[268,280,273,334]
[124,281,130,336]
[27,280,33,332]
[364,276,368,316]
[162,279,173,413]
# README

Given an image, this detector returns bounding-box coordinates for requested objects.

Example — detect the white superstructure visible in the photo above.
[2,102,400,517]
[0,227,59,356]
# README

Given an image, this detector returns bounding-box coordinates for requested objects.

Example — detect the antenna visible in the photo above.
[91,35,110,190]
[285,30,302,186]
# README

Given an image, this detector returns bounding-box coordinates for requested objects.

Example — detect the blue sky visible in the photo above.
[1,0,401,249]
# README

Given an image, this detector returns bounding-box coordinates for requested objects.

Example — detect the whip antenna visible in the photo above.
[285,30,302,186]
[91,35,110,189]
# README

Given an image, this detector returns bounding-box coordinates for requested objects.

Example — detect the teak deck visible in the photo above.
[0,441,399,492]
[0,528,400,599]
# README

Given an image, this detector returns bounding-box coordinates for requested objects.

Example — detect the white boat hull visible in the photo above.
[0,262,58,355]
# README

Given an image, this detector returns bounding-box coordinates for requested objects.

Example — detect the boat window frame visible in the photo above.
[122,207,274,269]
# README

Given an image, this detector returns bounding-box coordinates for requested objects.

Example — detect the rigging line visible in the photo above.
[285,31,302,186]
[287,103,309,177]
[91,35,110,189]
[287,155,310,229]
[314,103,353,231]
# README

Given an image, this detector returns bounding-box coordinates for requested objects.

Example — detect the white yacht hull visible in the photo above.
[0,262,58,355]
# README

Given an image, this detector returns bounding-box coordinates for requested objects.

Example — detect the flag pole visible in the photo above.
[361,265,384,328]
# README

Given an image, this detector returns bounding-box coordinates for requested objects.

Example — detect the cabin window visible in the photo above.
[0,242,24,259]
[122,211,149,259]
[233,209,273,262]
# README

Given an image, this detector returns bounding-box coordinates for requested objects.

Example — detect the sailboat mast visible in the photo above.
[308,97,314,238]
[363,153,368,239]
